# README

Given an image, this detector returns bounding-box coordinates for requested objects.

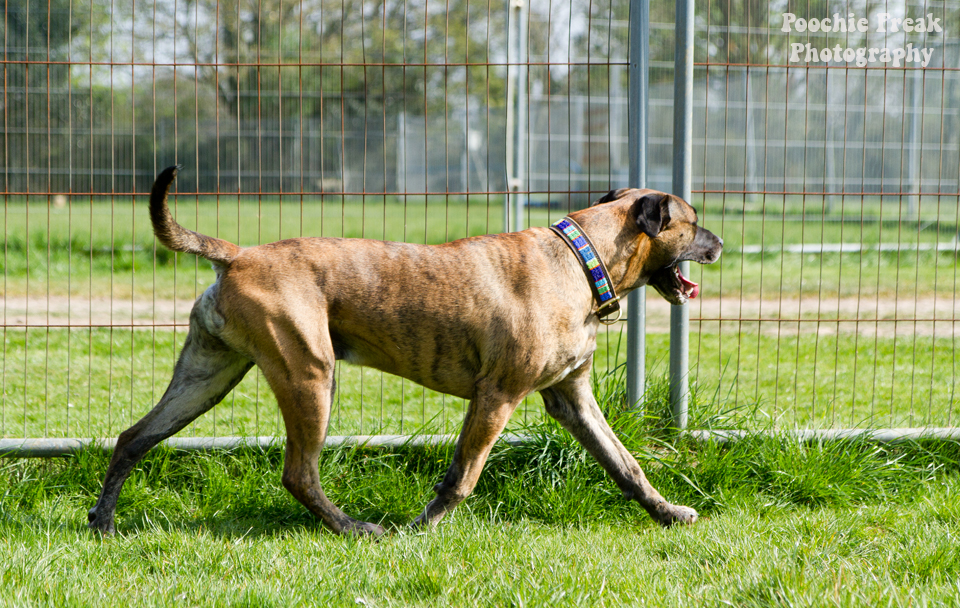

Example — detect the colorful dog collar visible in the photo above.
[549,217,622,324]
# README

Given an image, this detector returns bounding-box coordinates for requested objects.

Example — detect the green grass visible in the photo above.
[0,326,547,440]
[2,409,960,606]
[1,324,957,439]
[0,196,515,299]
[689,330,960,429]
[1,196,957,299]
[0,194,957,437]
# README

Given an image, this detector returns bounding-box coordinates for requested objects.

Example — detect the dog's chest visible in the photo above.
[531,327,598,391]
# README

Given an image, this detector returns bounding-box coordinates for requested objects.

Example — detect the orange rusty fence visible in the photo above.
[2,0,959,444]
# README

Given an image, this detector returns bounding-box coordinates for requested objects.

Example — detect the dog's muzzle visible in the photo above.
[648,228,723,305]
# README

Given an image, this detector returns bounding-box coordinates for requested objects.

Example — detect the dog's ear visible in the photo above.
[633,192,670,239]
[591,188,632,207]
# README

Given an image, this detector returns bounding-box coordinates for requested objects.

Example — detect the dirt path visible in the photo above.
[677,293,959,338]
[2,295,196,327]
[2,293,957,338]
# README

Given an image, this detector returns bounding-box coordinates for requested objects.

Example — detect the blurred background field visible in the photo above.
[2,194,958,438]
[4,0,960,439]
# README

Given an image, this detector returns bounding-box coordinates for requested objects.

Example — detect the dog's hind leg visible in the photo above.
[88,322,253,535]
[540,363,698,528]
[257,335,385,537]
[412,384,521,528]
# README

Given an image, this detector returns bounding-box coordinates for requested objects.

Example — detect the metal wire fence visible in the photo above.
[2,0,958,442]
[687,1,960,431]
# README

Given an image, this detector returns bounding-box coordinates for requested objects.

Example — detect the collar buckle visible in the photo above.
[596,296,623,325]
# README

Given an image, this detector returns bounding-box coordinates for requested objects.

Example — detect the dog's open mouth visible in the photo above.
[649,264,700,305]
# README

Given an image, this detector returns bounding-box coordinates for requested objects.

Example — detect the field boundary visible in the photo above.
[688,428,960,444]
[0,433,528,458]
[4,428,960,457]
[739,241,960,254]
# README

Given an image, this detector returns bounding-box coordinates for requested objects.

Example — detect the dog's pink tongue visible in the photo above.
[678,267,699,299]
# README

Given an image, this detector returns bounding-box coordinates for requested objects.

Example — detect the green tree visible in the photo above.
[2,0,94,190]
[153,0,508,121]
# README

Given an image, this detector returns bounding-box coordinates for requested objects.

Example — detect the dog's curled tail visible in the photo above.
[150,165,241,266]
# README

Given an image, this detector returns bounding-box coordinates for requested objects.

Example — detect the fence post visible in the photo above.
[906,69,923,220]
[626,0,650,410]
[506,0,528,232]
[670,0,694,429]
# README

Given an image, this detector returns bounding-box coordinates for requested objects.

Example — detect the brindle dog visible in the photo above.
[88,166,722,536]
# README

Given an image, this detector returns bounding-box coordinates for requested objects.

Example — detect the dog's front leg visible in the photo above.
[540,364,698,527]
[412,385,522,529]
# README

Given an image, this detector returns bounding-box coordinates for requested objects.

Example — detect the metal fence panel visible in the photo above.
[685,1,960,430]
[2,0,958,441]
[2,0,632,440]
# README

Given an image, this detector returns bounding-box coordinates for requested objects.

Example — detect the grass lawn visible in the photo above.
[2,324,956,439]
[0,194,957,437]
[1,196,957,300]
[2,419,960,606]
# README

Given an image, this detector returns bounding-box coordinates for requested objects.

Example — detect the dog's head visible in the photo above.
[592,188,723,305]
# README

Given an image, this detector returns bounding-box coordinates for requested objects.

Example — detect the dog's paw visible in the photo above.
[653,503,698,528]
[342,520,386,538]
[87,506,116,536]
[408,514,435,533]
